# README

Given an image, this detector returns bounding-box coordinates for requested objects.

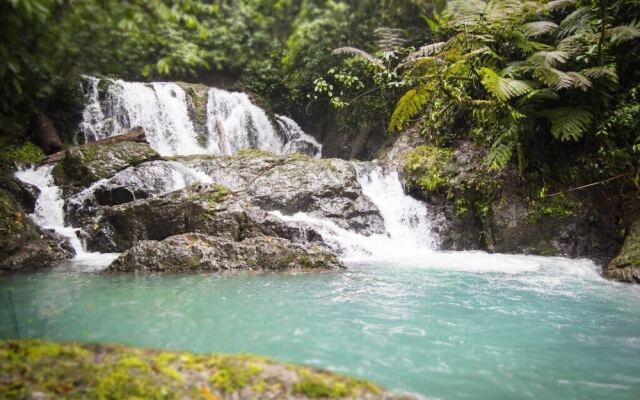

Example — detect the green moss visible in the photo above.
[210,359,258,393]
[0,339,390,399]
[404,146,454,192]
[0,141,45,164]
[526,194,578,224]
[234,148,276,158]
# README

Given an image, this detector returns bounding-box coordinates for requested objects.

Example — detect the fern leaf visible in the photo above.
[405,42,446,61]
[481,67,534,101]
[533,67,577,90]
[515,88,559,110]
[390,88,428,132]
[529,50,569,67]
[544,0,576,12]
[558,7,593,38]
[565,71,591,90]
[332,47,383,67]
[521,21,558,37]
[581,66,619,84]
[607,21,640,44]
[542,107,593,141]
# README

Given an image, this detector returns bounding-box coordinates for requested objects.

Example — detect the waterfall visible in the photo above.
[80,78,205,156]
[205,88,283,155]
[276,115,322,158]
[79,77,321,157]
[14,166,119,267]
[270,164,439,262]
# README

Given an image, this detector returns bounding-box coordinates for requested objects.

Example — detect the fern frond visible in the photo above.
[406,42,446,60]
[544,0,576,12]
[332,47,383,67]
[558,7,593,38]
[581,66,619,84]
[375,27,407,53]
[515,88,559,110]
[529,50,569,67]
[389,88,429,132]
[607,21,640,44]
[542,107,593,141]
[481,67,534,101]
[533,67,581,90]
[557,33,589,54]
[565,71,591,90]
[521,21,558,37]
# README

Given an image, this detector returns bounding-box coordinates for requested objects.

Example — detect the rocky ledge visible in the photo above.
[109,233,343,272]
[603,219,640,283]
[0,340,414,399]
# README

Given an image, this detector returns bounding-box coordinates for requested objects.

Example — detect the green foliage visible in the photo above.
[404,146,454,191]
[389,0,640,189]
[0,141,45,164]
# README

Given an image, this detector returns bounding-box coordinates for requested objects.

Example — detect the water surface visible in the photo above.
[2,257,639,400]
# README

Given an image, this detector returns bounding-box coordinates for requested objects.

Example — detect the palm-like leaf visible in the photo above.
[529,50,569,67]
[558,7,593,38]
[581,66,619,84]
[533,67,589,90]
[481,67,534,101]
[608,21,640,44]
[332,47,383,67]
[521,21,558,37]
[544,0,576,12]
[390,88,429,131]
[542,107,593,141]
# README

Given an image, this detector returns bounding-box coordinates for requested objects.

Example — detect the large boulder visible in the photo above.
[33,113,63,154]
[604,220,640,283]
[0,188,73,271]
[108,233,343,272]
[402,142,620,261]
[83,185,319,253]
[179,151,384,235]
[53,139,159,192]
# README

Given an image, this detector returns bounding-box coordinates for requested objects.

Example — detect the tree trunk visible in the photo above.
[40,127,147,165]
[34,113,63,154]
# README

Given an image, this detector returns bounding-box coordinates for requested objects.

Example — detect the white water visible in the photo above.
[14,166,119,268]
[276,115,322,157]
[272,164,601,278]
[79,77,321,157]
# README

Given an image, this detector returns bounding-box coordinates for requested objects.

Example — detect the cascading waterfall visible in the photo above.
[80,77,205,156]
[276,115,322,158]
[14,166,119,267]
[272,164,600,275]
[79,77,321,157]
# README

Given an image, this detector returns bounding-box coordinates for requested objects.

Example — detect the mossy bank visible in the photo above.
[0,340,414,399]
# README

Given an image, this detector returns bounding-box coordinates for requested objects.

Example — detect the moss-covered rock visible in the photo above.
[55,140,159,189]
[108,233,344,272]
[177,82,210,145]
[604,220,640,283]
[0,339,413,399]
[0,188,73,271]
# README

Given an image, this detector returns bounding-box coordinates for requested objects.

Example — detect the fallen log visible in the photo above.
[40,127,147,165]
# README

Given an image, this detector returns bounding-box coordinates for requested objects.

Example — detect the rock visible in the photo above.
[83,185,318,253]
[53,137,159,191]
[0,188,74,271]
[0,164,39,213]
[401,141,620,261]
[108,233,343,272]
[0,339,414,399]
[179,151,385,235]
[604,220,640,283]
[33,113,62,154]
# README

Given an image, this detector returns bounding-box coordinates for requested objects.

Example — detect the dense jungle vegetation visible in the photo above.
[1,0,639,198]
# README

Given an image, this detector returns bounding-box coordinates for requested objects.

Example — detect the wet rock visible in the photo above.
[179,151,385,235]
[401,141,620,261]
[108,233,343,272]
[0,188,74,271]
[83,185,318,253]
[53,139,159,191]
[0,164,39,213]
[604,219,640,283]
